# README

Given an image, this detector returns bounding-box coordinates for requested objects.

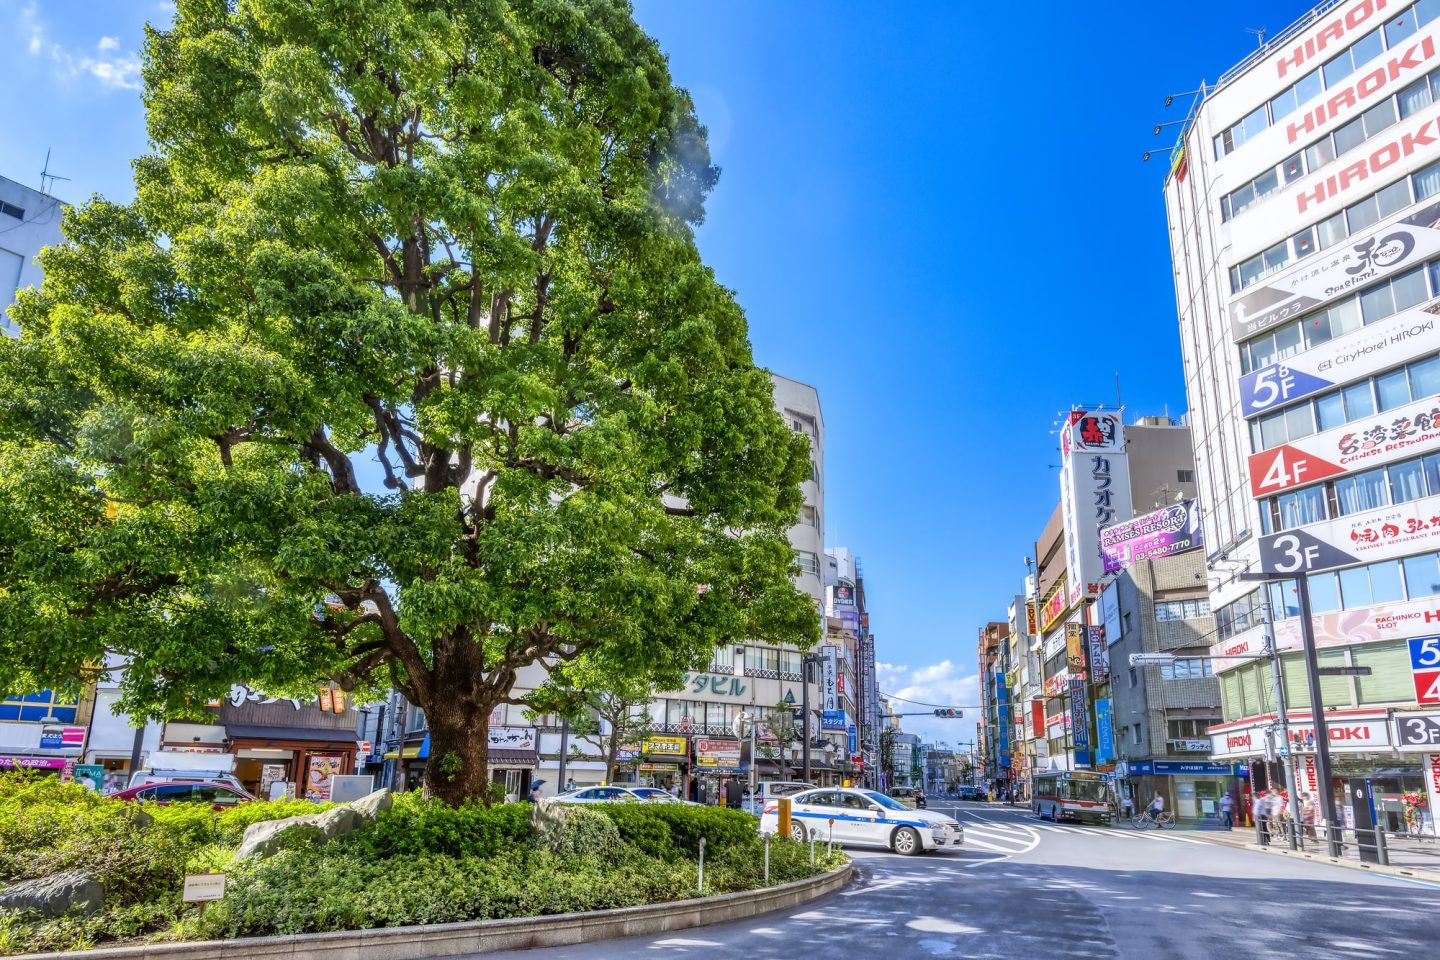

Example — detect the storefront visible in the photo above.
[641,735,692,798]
[1121,759,1243,820]
[220,688,358,800]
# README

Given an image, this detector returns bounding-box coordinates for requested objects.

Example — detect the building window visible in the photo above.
[1247,355,1440,452]
[0,201,24,221]
[1128,668,1138,689]
[795,551,819,575]
[1154,598,1212,621]
[1160,658,1214,680]
[1177,469,1195,483]
[1166,718,1213,740]
[799,505,818,529]
[1131,724,1142,745]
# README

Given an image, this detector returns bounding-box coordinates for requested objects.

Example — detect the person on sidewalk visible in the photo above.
[1121,793,1134,819]
[1256,790,1272,845]
[1220,791,1235,830]
[1301,792,1318,841]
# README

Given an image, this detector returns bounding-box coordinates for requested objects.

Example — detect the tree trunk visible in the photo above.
[422,697,494,805]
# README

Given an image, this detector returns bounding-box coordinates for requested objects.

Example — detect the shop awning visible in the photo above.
[489,750,537,766]
[382,746,422,760]
[226,725,359,744]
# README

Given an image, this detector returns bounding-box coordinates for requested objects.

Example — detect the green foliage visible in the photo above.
[592,804,758,860]
[537,804,621,858]
[0,0,818,805]
[342,793,532,860]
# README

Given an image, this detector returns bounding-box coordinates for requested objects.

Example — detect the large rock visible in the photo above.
[0,870,104,918]
[234,816,324,861]
[311,805,364,839]
[349,788,392,821]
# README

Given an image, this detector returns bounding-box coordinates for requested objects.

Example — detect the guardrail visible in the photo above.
[1254,818,1440,869]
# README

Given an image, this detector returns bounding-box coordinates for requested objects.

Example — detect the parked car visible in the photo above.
[625,786,699,805]
[552,786,663,804]
[111,781,255,809]
[955,785,985,801]
[743,780,814,815]
[759,787,963,855]
[127,768,247,793]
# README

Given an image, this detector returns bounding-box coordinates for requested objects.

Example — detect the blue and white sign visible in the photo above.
[1094,699,1115,764]
[1238,308,1440,418]
[38,732,62,750]
[1408,635,1440,670]
[847,724,858,754]
[1068,677,1090,751]
[821,710,846,731]
[1126,760,1239,777]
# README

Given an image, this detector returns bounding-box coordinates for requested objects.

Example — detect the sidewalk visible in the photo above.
[1190,825,1440,883]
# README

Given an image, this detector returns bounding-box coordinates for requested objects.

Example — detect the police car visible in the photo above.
[759,786,964,855]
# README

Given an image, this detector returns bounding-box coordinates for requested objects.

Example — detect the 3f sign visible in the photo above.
[1257,529,1356,575]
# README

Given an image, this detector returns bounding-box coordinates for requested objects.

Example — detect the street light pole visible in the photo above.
[1258,592,1300,850]
[802,656,813,785]
[1293,575,1343,857]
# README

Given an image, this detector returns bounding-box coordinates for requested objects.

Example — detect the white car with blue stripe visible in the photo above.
[759,787,964,855]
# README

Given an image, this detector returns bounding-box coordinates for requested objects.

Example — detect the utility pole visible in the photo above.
[1258,592,1300,850]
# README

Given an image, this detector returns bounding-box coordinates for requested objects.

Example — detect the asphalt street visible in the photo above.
[474,801,1440,960]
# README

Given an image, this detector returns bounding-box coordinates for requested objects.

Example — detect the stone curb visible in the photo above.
[16,863,853,960]
[1194,830,1440,884]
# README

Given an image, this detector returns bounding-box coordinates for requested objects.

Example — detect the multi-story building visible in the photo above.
[0,174,64,336]
[976,621,1010,790]
[1166,0,1440,830]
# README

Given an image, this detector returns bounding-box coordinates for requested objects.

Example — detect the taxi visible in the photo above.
[759,786,964,855]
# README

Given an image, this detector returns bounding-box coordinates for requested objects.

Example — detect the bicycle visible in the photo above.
[1131,810,1175,830]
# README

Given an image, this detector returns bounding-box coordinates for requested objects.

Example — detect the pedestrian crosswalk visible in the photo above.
[1023,820,1211,844]
[949,809,1214,846]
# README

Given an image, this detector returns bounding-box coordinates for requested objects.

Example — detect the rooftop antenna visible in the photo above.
[1244,27,1267,47]
[39,149,70,197]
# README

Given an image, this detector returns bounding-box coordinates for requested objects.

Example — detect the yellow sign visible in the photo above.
[642,736,687,756]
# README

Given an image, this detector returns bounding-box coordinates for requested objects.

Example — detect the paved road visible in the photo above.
[475,801,1440,960]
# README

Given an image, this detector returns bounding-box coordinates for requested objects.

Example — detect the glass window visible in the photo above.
[1276,485,1328,529]
[1231,181,1257,216]
[1405,552,1440,597]
[1249,333,1277,370]
[1316,391,1346,430]
[1240,105,1269,144]
[1254,167,1280,202]
[1352,28,1385,71]
[1393,267,1429,313]
[1306,308,1335,348]
[1262,240,1289,277]
[1294,226,1318,259]
[1329,297,1363,338]
[1412,356,1440,398]
[1387,8,1420,45]
[1324,50,1357,87]
[1295,70,1323,107]
[1270,87,1299,122]
[1400,75,1435,118]
[1362,98,1399,137]
[1282,152,1305,183]
[1421,0,1440,27]
[1305,137,1337,172]
[1426,452,1440,497]
[1343,380,1376,420]
[1333,116,1368,155]
[1240,254,1266,289]
[1349,195,1383,234]
[1336,467,1390,514]
[1215,132,1230,160]
[1370,559,1406,603]
[1377,367,1412,410]
[1275,322,1304,362]
[1391,458,1429,503]
[1309,571,1342,612]
[1269,579,1302,619]
[1361,281,1398,325]
[1339,565,1373,606]
[1259,411,1288,449]
[1377,179,1412,220]
[1316,211,1348,249]
[1284,402,1315,441]
[1416,158,1440,202]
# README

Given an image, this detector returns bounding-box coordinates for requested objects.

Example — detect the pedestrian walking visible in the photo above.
[1219,791,1234,830]
[564,777,576,792]
[1256,790,1273,844]
[1301,792,1318,841]
[528,781,544,803]
[1121,793,1134,819]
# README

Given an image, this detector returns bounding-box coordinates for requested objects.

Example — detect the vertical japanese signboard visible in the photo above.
[1069,677,1090,752]
[822,647,839,711]
[1059,411,1132,597]
[1087,625,1109,681]
[1094,699,1114,764]
[1065,622,1087,674]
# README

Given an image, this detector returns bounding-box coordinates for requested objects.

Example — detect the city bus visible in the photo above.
[1031,770,1114,825]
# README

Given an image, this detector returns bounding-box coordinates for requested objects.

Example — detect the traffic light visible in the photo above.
[932,708,961,718]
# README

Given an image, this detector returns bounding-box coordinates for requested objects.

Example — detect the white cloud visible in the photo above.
[15,5,142,91]
[876,659,980,749]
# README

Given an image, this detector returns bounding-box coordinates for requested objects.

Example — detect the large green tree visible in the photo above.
[0,0,817,803]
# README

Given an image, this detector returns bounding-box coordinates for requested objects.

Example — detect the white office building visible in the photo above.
[1165,0,1440,830]
[0,174,64,335]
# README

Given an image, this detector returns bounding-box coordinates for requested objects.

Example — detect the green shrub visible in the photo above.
[540,805,620,857]
[343,792,532,859]
[593,804,757,860]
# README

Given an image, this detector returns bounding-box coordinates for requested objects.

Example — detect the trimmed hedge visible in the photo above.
[593,804,758,860]
[341,792,532,860]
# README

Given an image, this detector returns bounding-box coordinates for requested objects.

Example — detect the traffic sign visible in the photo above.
[1256,528,1357,575]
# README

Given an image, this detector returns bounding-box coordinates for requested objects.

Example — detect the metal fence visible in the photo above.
[1255,818,1440,871]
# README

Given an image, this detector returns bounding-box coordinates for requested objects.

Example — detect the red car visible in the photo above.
[111,781,255,809]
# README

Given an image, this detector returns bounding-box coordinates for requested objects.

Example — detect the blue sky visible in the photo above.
[1,0,1312,746]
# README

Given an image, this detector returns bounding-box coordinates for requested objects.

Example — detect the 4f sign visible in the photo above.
[1257,529,1356,574]
[1249,445,1345,498]
[1410,637,1440,704]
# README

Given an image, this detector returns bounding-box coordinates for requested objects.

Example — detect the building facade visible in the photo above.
[0,174,64,336]
[1166,0,1440,831]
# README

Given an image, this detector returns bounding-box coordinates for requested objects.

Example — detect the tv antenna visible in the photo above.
[40,149,70,197]
[1244,27,1267,47]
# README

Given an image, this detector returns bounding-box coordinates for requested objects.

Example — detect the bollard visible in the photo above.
[1375,827,1390,866]
[764,833,771,884]
[698,837,705,893]
[828,817,835,856]
[810,834,815,866]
